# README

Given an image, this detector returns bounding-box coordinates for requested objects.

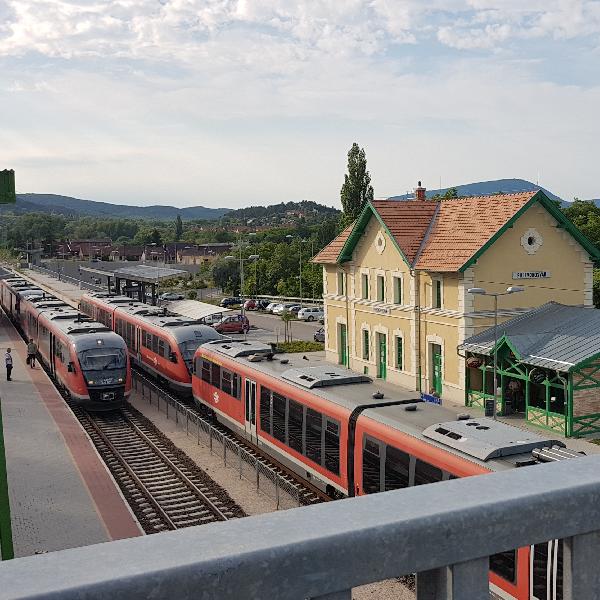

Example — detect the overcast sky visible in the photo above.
[1,1,599,208]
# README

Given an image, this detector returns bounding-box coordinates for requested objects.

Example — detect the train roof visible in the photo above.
[113,301,209,329]
[41,309,111,335]
[201,340,568,470]
[85,293,135,305]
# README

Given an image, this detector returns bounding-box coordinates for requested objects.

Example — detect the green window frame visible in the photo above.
[393,276,402,305]
[396,336,403,370]
[377,275,385,302]
[362,273,369,300]
[363,329,370,360]
[433,279,442,309]
[337,271,345,295]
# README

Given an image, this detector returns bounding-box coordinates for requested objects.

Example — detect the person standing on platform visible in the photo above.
[27,339,37,368]
[5,348,13,381]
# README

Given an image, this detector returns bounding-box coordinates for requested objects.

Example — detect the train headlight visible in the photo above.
[117,378,123,383]
[88,380,94,385]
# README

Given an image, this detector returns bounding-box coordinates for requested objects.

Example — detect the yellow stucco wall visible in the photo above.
[471,202,592,310]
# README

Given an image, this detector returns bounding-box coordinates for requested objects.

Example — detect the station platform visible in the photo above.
[0,315,141,557]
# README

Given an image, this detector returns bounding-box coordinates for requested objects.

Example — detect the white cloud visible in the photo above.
[1,1,600,206]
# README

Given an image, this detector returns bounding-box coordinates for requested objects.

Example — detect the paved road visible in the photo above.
[246,311,321,343]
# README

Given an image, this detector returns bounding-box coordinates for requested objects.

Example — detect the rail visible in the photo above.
[3,455,600,598]
[132,372,318,509]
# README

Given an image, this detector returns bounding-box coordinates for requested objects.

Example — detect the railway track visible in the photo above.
[133,369,330,506]
[73,405,245,533]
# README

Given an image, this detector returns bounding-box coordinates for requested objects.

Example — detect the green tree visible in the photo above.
[563,200,600,248]
[340,143,374,227]
[175,215,183,241]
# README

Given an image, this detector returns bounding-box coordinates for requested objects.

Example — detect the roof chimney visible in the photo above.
[415,181,426,201]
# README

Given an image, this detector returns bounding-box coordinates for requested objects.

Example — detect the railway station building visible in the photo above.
[313,186,600,434]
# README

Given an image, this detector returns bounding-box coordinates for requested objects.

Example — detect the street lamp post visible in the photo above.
[224,253,259,340]
[467,286,524,419]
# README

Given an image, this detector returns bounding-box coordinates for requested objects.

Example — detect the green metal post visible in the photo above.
[0,398,14,559]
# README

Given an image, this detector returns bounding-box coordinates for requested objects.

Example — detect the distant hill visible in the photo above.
[222,200,339,226]
[388,179,563,204]
[5,194,231,220]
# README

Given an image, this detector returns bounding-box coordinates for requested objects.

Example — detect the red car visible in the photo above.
[214,314,250,334]
[243,299,257,311]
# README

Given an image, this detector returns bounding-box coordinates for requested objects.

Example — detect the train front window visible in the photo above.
[79,348,126,371]
[179,340,200,361]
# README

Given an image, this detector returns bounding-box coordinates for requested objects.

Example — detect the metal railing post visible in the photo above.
[563,531,600,598]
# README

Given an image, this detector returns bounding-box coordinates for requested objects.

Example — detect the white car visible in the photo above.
[297,306,324,322]
[273,303,296,315]
[159,292,185,301]
[265,302,279,313]
[200,312,226,326]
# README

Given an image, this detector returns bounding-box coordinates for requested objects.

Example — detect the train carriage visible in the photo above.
[0,278,130,410]
[80,292,222,394]
[192,340,580,600]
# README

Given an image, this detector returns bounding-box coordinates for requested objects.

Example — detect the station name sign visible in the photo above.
[512,271,551,280]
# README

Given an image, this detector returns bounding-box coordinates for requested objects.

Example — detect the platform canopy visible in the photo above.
[167,299,231,320]
[113,265,187,283]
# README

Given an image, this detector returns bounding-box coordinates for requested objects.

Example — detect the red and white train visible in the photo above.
[0,277,131,410]
[192,339,581,600]
[80,292,222,394]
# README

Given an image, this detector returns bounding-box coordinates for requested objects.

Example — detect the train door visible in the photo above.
[49,333,56,376]
[530,540,562,600]
[376,333,387,379]
[244,378,257,443]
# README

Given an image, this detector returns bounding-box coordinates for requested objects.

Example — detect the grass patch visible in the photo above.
[277,341,324,353]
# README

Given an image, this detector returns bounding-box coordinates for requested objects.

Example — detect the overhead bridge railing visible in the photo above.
[2,455,600,599]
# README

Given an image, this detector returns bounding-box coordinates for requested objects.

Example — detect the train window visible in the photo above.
[158,338,165,357]
[414,459,442,486]
[272,393,286,443]
[324,418,340,475]
[152,335,159,354]
[288,399,303,454]
[384,445,410,491]
[201,359,211,383]
[362,437,382,494]
[221,370,232,396]
[211,363,221,388]
[260,386,272,434]
[490,549,517,583]
[142,331,150,349]
[232,374,241,399]
[305,408,322,466]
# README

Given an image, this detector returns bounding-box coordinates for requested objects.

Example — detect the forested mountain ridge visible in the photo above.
[6,194,231,220]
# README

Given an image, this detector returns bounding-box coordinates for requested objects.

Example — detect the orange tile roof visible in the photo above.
[371,200,438,263]
[312,222,355,264]
[311,191,540,270]
[415,192,537,271]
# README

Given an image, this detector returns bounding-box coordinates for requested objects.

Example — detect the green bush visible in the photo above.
[277,341,324,353]
[187,290,198,300]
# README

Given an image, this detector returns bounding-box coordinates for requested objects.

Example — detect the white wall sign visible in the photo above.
[512,271,551,279]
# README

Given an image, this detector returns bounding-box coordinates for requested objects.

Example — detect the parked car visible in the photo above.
[289,305,302,315]
[256,299,271,310]
[314,327,325,343]
[297,306,324,322]
[91,277,102,285]
[243,299,257,311]
[265,302,279,313]
[220,297,243,308]
[273,303,297,315]
[199,312,226,326]
[214,314,250,334]
[159,292,185,301]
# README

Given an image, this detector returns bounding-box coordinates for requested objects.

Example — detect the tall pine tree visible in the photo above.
[340,142,374,227]
[175,214,183,241]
